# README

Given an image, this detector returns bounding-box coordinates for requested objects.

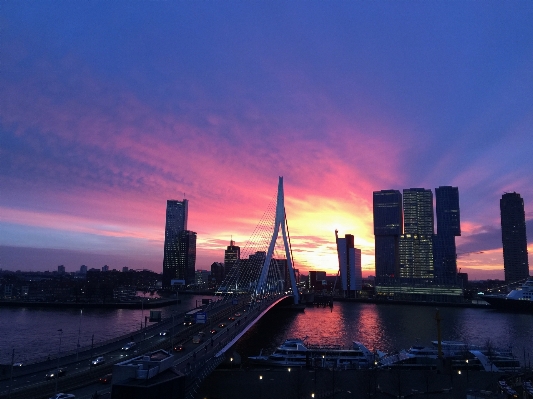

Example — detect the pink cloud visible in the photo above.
[6,49,514,278]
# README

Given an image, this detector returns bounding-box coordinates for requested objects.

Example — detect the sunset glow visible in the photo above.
[1,2,532,280]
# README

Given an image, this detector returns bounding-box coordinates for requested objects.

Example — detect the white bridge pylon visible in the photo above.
[255,176,300,304]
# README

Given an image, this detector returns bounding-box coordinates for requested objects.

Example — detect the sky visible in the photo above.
[1,1,532,280]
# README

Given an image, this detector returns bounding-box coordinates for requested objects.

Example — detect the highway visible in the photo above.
[0,295,259,399]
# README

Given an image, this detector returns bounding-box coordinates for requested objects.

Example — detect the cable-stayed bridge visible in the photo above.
[216,176,300,305]
[183,176,302,398]
[0,177,301,399]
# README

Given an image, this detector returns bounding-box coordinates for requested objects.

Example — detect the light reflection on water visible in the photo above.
[234,302,533,364]
[2,300,531,366]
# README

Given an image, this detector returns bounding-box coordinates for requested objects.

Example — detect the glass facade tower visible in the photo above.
[433,186,461,282]
[373,190,403,280]
[163,199,194,288]
[399,188,434,279]
[500,192,529,283]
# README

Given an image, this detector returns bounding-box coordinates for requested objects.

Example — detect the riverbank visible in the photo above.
[0,291,217,309]
[0,297,178,309]
[332,296,490,309]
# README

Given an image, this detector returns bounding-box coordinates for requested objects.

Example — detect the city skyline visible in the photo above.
[1,2,533,279]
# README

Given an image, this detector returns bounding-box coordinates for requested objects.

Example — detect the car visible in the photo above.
[192,333,205,344]
[228,316,235,321]
[159,330,170,336]
[122,341,136,351]
[45,368,67,379]
[173,344,185,352]
[234,312,241,317]
[209,329,217,335]
[91,356,105,366]
[218,323,226,328]
[98,373,113,384]
[13,362,23,367]
[48,394,75,399]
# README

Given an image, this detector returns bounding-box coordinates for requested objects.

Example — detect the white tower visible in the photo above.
[255,177,300,304]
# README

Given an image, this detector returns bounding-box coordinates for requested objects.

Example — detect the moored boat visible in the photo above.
[483,278,533,313]
[248,338,376,369]
[378,340,520,372]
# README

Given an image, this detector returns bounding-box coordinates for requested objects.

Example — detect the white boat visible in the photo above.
[249,338,375,369]
[379,341,520,372]
[483,278,533,313]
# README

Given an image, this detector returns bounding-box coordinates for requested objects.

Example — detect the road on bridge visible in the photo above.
[0,294,286,399]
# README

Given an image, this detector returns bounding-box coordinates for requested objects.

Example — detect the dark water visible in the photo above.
[2,300,532,366]
[0,295,212,364]
[234,303,533,365]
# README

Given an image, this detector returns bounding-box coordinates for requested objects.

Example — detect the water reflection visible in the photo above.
[2,300,531,366]
[235,302,533,365]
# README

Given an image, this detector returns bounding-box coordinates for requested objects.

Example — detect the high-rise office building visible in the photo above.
[210,262,225,286]
[433,186,461,281]
[403,188,434,235]
[308,270,327,290]
[195,269,210,287]
[399,188,434,279]
[373,190,403,280]
[163,199,190,288]
[176,230,197,285]
[224,239,241,276]
[500,192,529,283]
[336,231,362,297]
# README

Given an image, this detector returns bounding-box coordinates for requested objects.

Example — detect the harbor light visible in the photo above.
[288,368,291,372]
[259,375,263,380]
[458,370,461,375]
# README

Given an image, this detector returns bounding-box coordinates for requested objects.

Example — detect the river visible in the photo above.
[1,298,532,366]
[234,302,533,366]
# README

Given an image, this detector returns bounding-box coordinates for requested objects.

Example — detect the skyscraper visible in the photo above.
[163,199,190,288]
[336,231,363,297]
[399,188,434,279]
[433,186,461,282]
[500,192,529,283]
[373,190,403,280]
[176,230,197,285]
[224,239,241,276]
[403,188,434,235]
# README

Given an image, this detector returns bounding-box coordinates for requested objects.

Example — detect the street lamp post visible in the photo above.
[91,334,94,361]
[141,298,144,329]
[76,309,82,361]
[466,359,469,388]
[8,349,14,398]
[171,314,175,350]
[55,329,63,394]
